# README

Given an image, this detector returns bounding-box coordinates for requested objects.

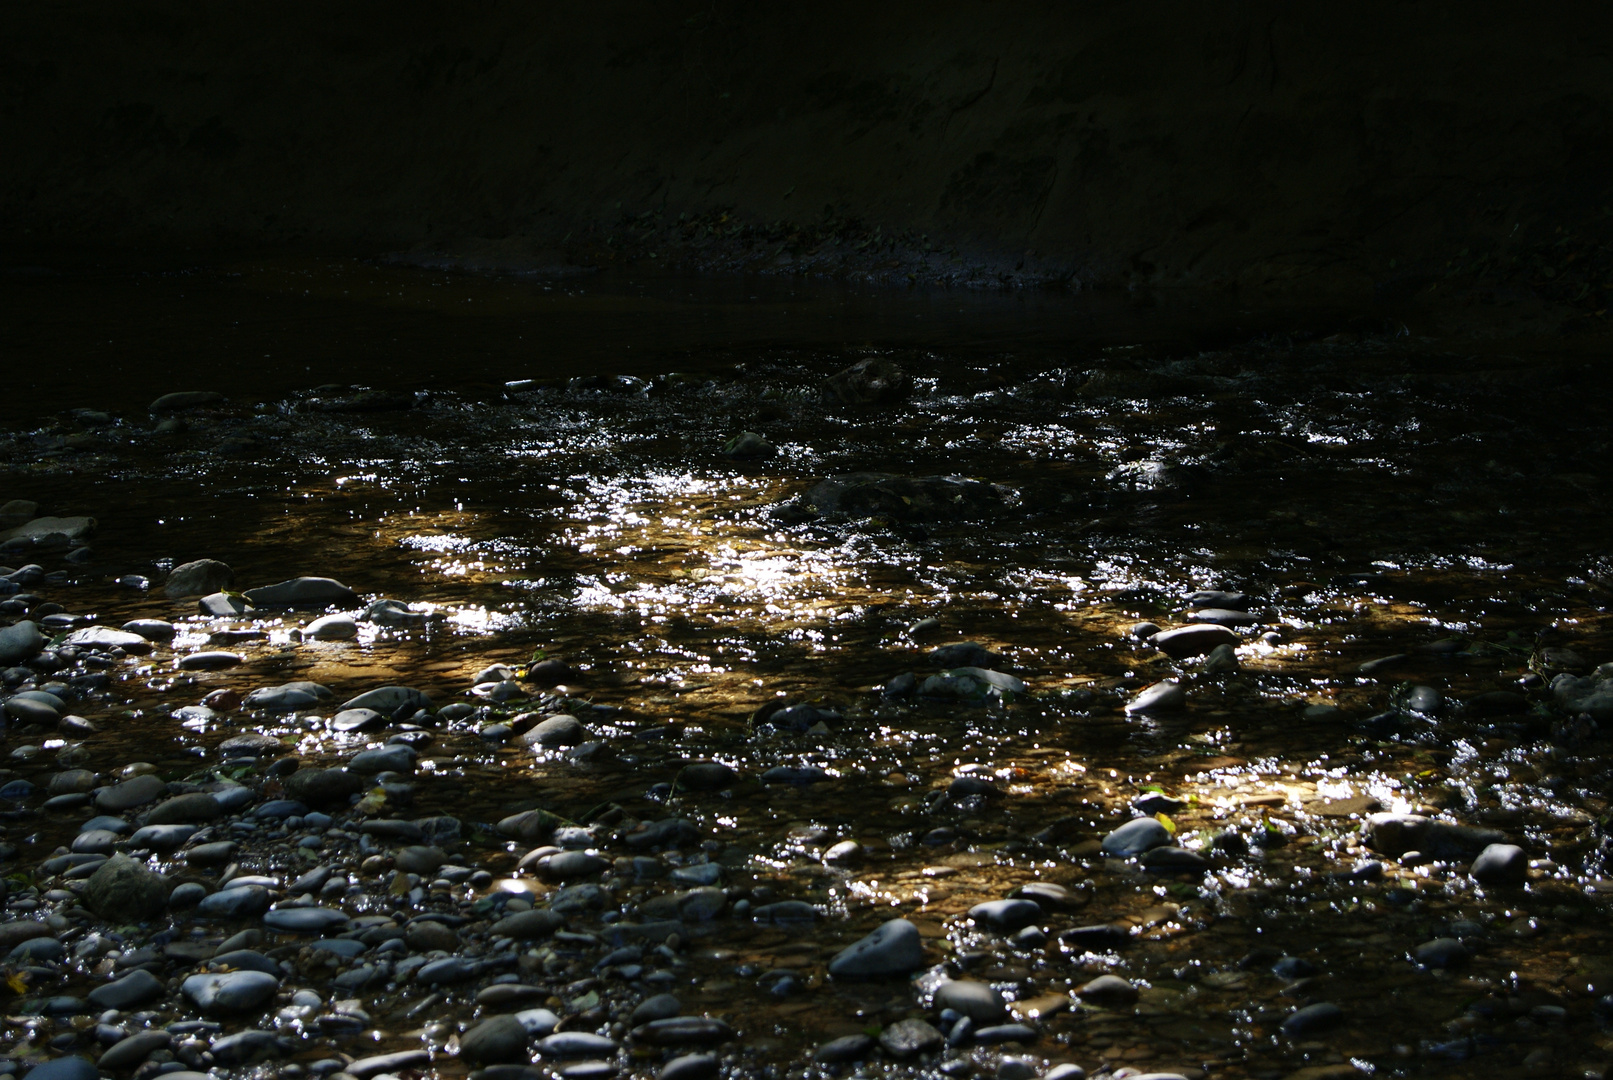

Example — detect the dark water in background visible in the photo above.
[3,261,1613,1078]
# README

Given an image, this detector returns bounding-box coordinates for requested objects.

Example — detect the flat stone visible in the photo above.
[87,969,166,1010]
[181,970,280,1015]
[22,1056,99,1080]
[1126,680,1186,713]
[177,650,243,670]
[197,885,272,918]
[659,1054,719,1080]
[128,823,198,851]
[491,908,566,940]
[349,743,417,773]
[347,1051,431,1079]
[305,613,358,640]
[341,685,432,714]
[63,626,153,654]
[244,682,330,711]
[263,905,349,933]
[1152,624,1238,659]
[1101,817,1174,856]
[631,1017,734,1045]
[98,1030,170,1071]
[2,516,97,543]
[934,979,1008,1023]
[535,1032,619,1057]
[1076,974,1138,1006]
[1187,607,1260,627]
[969,899,1042,931]
[1280,1002,1343,1036]
[828,918,926,978]
[185,840,239,865]
[209,1030,293,1065]
[198,591,254,616]
[813,1034,875,1064]
[146,792,222,824]
[244,577,360,609]
[122,618,177,641]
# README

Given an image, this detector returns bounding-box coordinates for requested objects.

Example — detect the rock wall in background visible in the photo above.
[5,2,1612,305]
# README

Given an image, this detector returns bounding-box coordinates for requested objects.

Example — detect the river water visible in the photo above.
[1,263,1611,1080]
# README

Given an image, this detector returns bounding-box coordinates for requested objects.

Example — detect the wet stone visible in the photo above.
[264,905,349,933]
[1126,680,1185,713]
[659,1055,719,1080]
[1281,1002,1344,1037]
[95,774,167,813]
[462,1014,531,1065]
[244,576,359,609]
[209,1030,293,1065]
[198,884,271,918]
[828,918,926,977]
[631,993,682,1024]
[87,969,164,1011]
[22,1056,99,1080]
[1412,938,1470,969]
[813,1034,875,1064]
[181,970,280,1015]
[1152,624,1238,659]
[1471,842,1528,885]
[536,1033,619,1057]
[348,1050,432,1079]
[82,852,169,921]
[934,980,1009,1023]
[97,1030,169,1071]
[1101,817,1174,856]
[1076,974,1138,1006]
[969,899,1041,931]
[879,1018,944,1058]
[630,1017,734,1045]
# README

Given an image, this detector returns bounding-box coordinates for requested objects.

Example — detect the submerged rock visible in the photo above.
[164,559,234,598]
[244,577,359,609]
[795,473,1013,521]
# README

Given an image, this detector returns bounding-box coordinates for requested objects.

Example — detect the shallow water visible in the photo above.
[2,265,1612,1080]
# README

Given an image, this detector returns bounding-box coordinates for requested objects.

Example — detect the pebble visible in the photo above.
[177,650,244,670]
[263,905,350,933]
[306,613,359,640]
[349,744,417,773]
[1151,624,1238,659]
[879,1018,943,1058]
[1126,680,1185,713]
[813,1034,875,1064]
[1076,974,1138,1006]
[1471,842,1528,885]
[97,1030,169,1071]
[0,619,44,663]
[198,885,271,918]
[1280,1002,1343,1036]
[21,1057,99,1080]
[86,969,164,1011]
[659,1054,719,1080]
[536,1032,619,1057]
[525,715,587,748]
[934,979,1008,1023]
[1412,937,1470,968]
[828,918,926,977]
[461,1015,531,1065]
[181,970,280,1015]
[94,773,167,812]
[969,899,1041,931]
[1101,817,1174,856]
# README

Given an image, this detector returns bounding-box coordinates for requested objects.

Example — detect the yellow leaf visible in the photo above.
[1155,812,1177,834]
[6,971,28,993]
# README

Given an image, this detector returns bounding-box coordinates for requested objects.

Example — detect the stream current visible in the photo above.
[1,263,1612,1080]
